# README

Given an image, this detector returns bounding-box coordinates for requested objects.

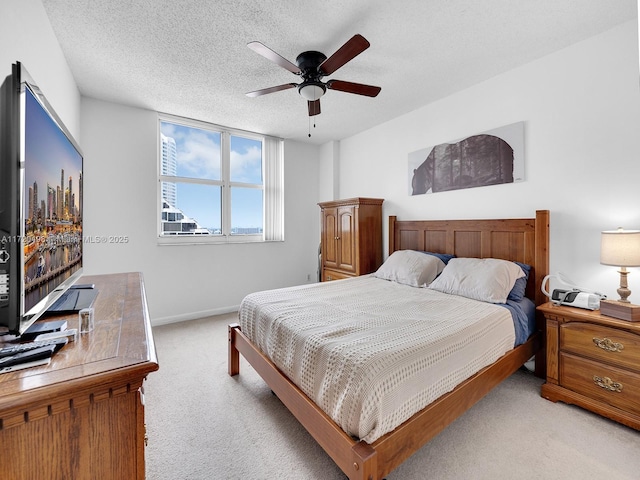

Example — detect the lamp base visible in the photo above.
[599,299,640,321]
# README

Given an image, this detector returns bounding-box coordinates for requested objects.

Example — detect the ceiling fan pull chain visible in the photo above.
[308,115,317,138]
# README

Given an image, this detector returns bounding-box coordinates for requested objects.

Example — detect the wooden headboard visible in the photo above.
[389,210,550,308]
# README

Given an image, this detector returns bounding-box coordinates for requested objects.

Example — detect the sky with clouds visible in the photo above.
[160,121,263,231]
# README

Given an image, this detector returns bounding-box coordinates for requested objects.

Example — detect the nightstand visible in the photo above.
[538,302,640,430]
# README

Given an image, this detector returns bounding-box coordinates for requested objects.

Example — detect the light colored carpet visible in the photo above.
[145,313,640,480]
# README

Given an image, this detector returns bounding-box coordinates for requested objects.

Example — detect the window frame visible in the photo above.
[157,113,283,245]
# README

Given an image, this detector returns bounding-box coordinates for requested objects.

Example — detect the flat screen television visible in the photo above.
[0,62,83,336]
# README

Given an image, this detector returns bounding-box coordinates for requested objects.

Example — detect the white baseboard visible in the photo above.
[151,305,240,326]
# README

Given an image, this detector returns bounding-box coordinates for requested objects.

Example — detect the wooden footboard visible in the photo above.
[229,322,540,480]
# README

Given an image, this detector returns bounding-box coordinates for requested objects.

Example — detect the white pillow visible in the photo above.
[374,250,445,287]
[428,257,525,303]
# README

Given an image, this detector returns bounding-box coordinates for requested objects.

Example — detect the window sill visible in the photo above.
[157,234,282,246]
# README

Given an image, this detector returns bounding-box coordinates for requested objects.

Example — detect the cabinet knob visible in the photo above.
[335,236,340,240]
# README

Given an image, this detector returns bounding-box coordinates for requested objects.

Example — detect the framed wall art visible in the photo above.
[408,122,524,195]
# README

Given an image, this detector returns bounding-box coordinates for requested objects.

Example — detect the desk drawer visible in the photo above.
[560,322,640,372]
[560,353,640,415]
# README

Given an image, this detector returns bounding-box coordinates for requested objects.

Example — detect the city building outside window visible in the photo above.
[158,114,284,244]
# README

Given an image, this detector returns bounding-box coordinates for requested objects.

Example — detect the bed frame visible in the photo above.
[228,210,549,480]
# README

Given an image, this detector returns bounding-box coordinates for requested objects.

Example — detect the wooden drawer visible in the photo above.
[322,268,354,282]
[560,322,640,372]
[560,353,640,415]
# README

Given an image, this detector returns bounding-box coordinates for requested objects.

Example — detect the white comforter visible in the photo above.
[238,275,515,443]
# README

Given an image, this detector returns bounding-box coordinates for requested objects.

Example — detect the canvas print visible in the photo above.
[408,122,524,195]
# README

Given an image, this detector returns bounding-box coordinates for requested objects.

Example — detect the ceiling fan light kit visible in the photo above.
[246,34,381,119]
[298,82,325,100]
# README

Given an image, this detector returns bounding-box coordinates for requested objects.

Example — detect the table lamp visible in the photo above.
[600,228,640,321]
[601,228,640,302]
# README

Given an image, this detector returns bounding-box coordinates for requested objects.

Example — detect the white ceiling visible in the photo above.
[41,0,637,145]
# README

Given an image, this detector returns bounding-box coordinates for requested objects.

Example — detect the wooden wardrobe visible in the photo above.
[318,197,383,282]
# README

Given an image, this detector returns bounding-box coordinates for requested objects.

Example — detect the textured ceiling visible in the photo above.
[41,0,637,145]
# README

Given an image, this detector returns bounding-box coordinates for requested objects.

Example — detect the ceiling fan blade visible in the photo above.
[308,99,321,116]
[245,83,298,98]
[319,34,370,75]
[247,41,301,74]
[326,80,381,97]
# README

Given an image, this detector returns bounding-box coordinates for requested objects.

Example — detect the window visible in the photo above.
[158,114,284,243]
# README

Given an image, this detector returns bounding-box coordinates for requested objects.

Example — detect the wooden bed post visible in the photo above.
[351,442,377,480]
[534,210,550,308]
[228,323,240,376]
[388,216,397,256]
[534,210,550,378]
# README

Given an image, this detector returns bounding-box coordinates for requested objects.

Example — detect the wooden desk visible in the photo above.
[0,272,158,480]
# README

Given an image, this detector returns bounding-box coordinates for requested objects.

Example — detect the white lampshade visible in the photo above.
[601,228,640,267]
[299,83,325,101]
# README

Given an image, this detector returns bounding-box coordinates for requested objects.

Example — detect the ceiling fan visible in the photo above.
[245,34,381,117]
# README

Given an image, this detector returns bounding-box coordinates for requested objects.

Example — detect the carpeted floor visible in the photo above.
[144,313,640,480]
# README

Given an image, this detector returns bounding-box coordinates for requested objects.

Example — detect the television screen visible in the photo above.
[0,62,83,336]
[23,85,83,316]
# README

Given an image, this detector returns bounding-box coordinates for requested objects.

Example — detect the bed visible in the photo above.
[228,210,549,480]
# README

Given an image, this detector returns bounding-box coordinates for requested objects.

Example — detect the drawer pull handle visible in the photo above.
[593,337,624,353]
[593,375,623,393]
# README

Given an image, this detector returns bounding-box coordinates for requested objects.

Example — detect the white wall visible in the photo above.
[318,141,340,202]
[336,20,640,301]
[0,0,80,139]
[80,98,320,323]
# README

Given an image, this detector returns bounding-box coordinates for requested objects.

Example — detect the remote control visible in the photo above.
[0,345,57,368]
[0,337,68,359]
